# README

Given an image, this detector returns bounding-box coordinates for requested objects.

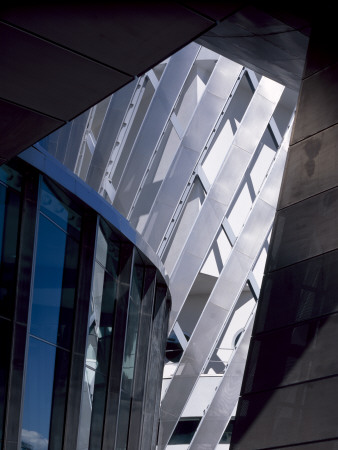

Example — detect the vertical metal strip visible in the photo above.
[139,286,170,450]
[3,169,39,449]
[127,266,157,449]
[63,212,98,450]
[101,242,134,450]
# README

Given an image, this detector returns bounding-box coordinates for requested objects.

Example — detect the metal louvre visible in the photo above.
[168,76,285,329]
[158,128,289,449]
[142,57,243,251]
[188,318,254,450]
[112,43,200,217]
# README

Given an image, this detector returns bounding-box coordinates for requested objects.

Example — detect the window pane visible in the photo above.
[0,319,12,449]
[21,338,70,450]
[21,338,56,450]
[0,184,21,319]
[96,220,120,278]
[0,164,22,192]
[30,214,79,348]
[80,259,117,450]
[168,419,201,444]
[88,268,117,450]
[40,178,82,240]
[115,261,144,450]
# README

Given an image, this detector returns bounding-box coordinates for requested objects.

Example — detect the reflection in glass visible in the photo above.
[88,266,117,450]
[30,214,79,349]
[21,337,70,450]
[0,164,22,192]
[0,319,12,449]
[77,224,119,450]
[96,221,120,278]
[21,338,56,450]
[40,179,82,240]
[115,261,144,450]
[0,183,21,319]
[168,418,201,445]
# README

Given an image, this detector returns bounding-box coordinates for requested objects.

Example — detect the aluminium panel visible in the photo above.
[254,249,338,334]
[278,123,338,209]
[231,376,338,449]
[243,312,338,395]
[291,63,338,145]
[113,43,200,217]
[232,98,284,153]
[159,133,287,448]
[142,58,243,251]
[265,186,338,273]
[189,319,254,450]
[86,81,137,191]
[168,77,283,329]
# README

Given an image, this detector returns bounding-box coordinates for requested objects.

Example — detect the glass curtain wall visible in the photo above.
[0,163,22,449]
[77,220,121,450]
[115,250,144,450]
[0,157,170,450]
[21,178,82,450]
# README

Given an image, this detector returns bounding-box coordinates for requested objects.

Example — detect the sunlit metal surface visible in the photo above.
[142,58,243,251]
[189,318,254,450]
[36,44,297,449]
[158,127,290,448]
[168,76,284,329]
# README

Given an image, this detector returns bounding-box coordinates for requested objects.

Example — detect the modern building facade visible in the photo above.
[1,2,338,450]
[0,152,170,450]
[27,43,297,449]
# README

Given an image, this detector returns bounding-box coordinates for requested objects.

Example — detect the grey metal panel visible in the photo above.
[207,145,252,207]
[128,122,180,233]
[279,123,338,209]
[63,110,90,171]
[86,81,137,191]
[266,187,338,273]
[196,10,308,92]
[254,249,338,334]
[259,136,289,208]
[4,172,39,449]
[291,63,338,145]
[159,254,251,448]
[159,139,287,449]
[231,376,338,449]
[142,58,243,251]
[270,442,338,450]
[113,43,200,217]
[0,21,132,121]
[156,146,203,209]
[232,97,284,153]
[243,312,338,396]
[168,76,284,330]
[189,318,254,450]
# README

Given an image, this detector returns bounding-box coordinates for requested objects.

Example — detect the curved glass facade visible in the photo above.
[0,158,170,450]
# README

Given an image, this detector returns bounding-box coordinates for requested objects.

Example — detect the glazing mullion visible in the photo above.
[101,242,133,450]
[63,211,97,450]
[140,284,170,450]
[127,266,157,450]
[115,253,145,450]
[3,169,39,450]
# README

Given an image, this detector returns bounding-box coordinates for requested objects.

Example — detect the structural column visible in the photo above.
[231,11,338,450]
